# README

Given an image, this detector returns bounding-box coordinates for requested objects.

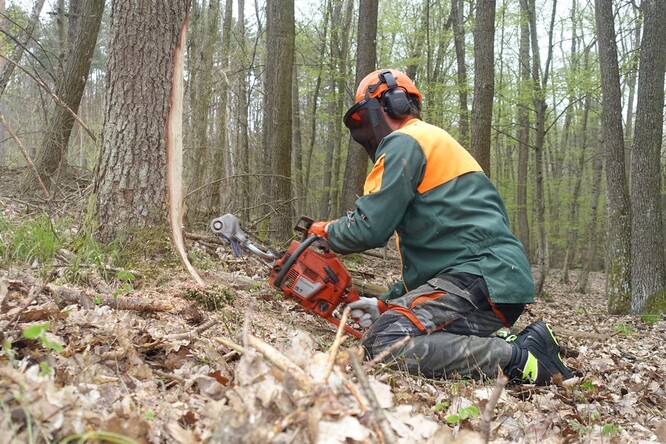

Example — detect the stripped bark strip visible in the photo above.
[165,2,204,286]
[480,374,508,442]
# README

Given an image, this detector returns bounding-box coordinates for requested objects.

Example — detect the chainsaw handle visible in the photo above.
[294,216,315,241]
[273,234,318,287]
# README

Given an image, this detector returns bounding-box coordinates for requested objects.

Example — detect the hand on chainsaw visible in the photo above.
[308,221,332,239]
[347,297,388,328]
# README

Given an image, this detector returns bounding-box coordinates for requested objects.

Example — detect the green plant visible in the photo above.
[433,401,449,412]
[445,405,479,425]
[614,322,635,335]
[580,379,595,391]
[3,214,64,265]
[601,422,621,437]
[22,322,64,353]
[640,312,662,324]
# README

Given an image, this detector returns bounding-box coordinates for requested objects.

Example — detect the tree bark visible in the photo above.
[263,0,294,240]
[340,0,378,213]
[629,0,666,313]
[470,0,495,176]
[516,0,531,258]
[594,0,632,313]
[451,0,469,147]
[93,1,189,243]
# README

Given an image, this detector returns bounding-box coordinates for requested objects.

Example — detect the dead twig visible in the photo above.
[162,318,217,340]
[247,334,315,392]
[322,306,350,383]
[480,374,508,442]
[213,336,246,354]
[349,347,397,444]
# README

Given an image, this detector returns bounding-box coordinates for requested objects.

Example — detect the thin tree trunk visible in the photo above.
[470,0,495,175]
[235,0,250,222]
[340,0,378,213]
[516,0,531,258]
[450,0,469,147]
[594,0,632,313]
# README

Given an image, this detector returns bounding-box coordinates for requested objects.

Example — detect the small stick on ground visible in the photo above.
[480,374,508,443]
[162,318,217,340]
[321,306,350,383]
[247,334,315,392]
[349,347,396,444]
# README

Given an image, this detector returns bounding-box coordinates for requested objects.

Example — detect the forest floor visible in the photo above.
[1,168,665,444]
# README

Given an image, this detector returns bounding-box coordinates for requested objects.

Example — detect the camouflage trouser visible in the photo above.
[361,273,521,379]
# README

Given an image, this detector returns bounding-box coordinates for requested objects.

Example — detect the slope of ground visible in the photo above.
[1,173,665,443]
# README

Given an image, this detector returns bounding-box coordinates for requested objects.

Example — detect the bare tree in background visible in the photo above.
[470,0,495,175]
[340,0,378,213]
[594,0,631,313]
[262,0,294,240]
[23,0,103,194]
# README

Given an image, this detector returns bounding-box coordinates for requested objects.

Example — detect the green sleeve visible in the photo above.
[326,133,425,253]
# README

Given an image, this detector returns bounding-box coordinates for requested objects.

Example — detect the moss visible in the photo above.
[644,289,666,314]
[114,225,181,281]
[180,285,236,311]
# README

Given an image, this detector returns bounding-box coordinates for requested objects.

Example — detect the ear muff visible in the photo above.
[378,70,412,119]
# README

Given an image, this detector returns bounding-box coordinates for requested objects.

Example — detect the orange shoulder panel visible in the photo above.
[363,153,386,195]
[397,121,483,194]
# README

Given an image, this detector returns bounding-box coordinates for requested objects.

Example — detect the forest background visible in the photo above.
[0,0,664,316]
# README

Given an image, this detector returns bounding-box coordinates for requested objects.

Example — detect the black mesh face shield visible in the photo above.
[343,97,392,162]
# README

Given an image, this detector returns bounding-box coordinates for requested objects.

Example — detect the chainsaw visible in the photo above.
[210,214,363,338]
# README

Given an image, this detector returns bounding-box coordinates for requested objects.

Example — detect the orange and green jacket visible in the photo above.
[327,119,534,304]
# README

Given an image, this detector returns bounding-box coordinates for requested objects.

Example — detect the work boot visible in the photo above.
[503,321,573,385]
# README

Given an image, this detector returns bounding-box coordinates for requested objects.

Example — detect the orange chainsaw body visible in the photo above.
[269,238,362,338]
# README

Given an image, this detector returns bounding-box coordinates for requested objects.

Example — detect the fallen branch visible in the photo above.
[349,348,396,444]
[247,334,315,392]
[162,318,217,340]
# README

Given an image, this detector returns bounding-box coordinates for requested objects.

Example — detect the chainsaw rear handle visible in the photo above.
[272,234,318,287]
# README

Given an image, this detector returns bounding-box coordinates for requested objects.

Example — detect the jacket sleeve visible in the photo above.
[326,132,425,254]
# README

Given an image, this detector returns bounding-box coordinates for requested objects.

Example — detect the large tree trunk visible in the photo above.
[22,0,103,194]
[340,0,378,213]
[469,0,495,175]
[629,0,666,313]
[594,0,632,313]
[93,1,188,243]
[263,0,294,240]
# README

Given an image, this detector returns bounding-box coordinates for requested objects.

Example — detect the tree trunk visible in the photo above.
[578,119,604,294]
[235,0,250,222]
[450,0,469,147]
[470,0,495,175]
[187,0,220,218]
[516,0,531,258]
[629,0,666,313]
[340,0,378,213]
[263,0,294,240]
[0,0,47,98]
[24,0,104,194]
[93,1,189,243]
[594,0,632,313]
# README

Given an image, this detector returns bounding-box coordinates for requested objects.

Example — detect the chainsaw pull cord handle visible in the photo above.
[272,234,319,287]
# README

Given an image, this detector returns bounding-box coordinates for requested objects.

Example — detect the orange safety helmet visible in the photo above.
[354,69,423,104]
